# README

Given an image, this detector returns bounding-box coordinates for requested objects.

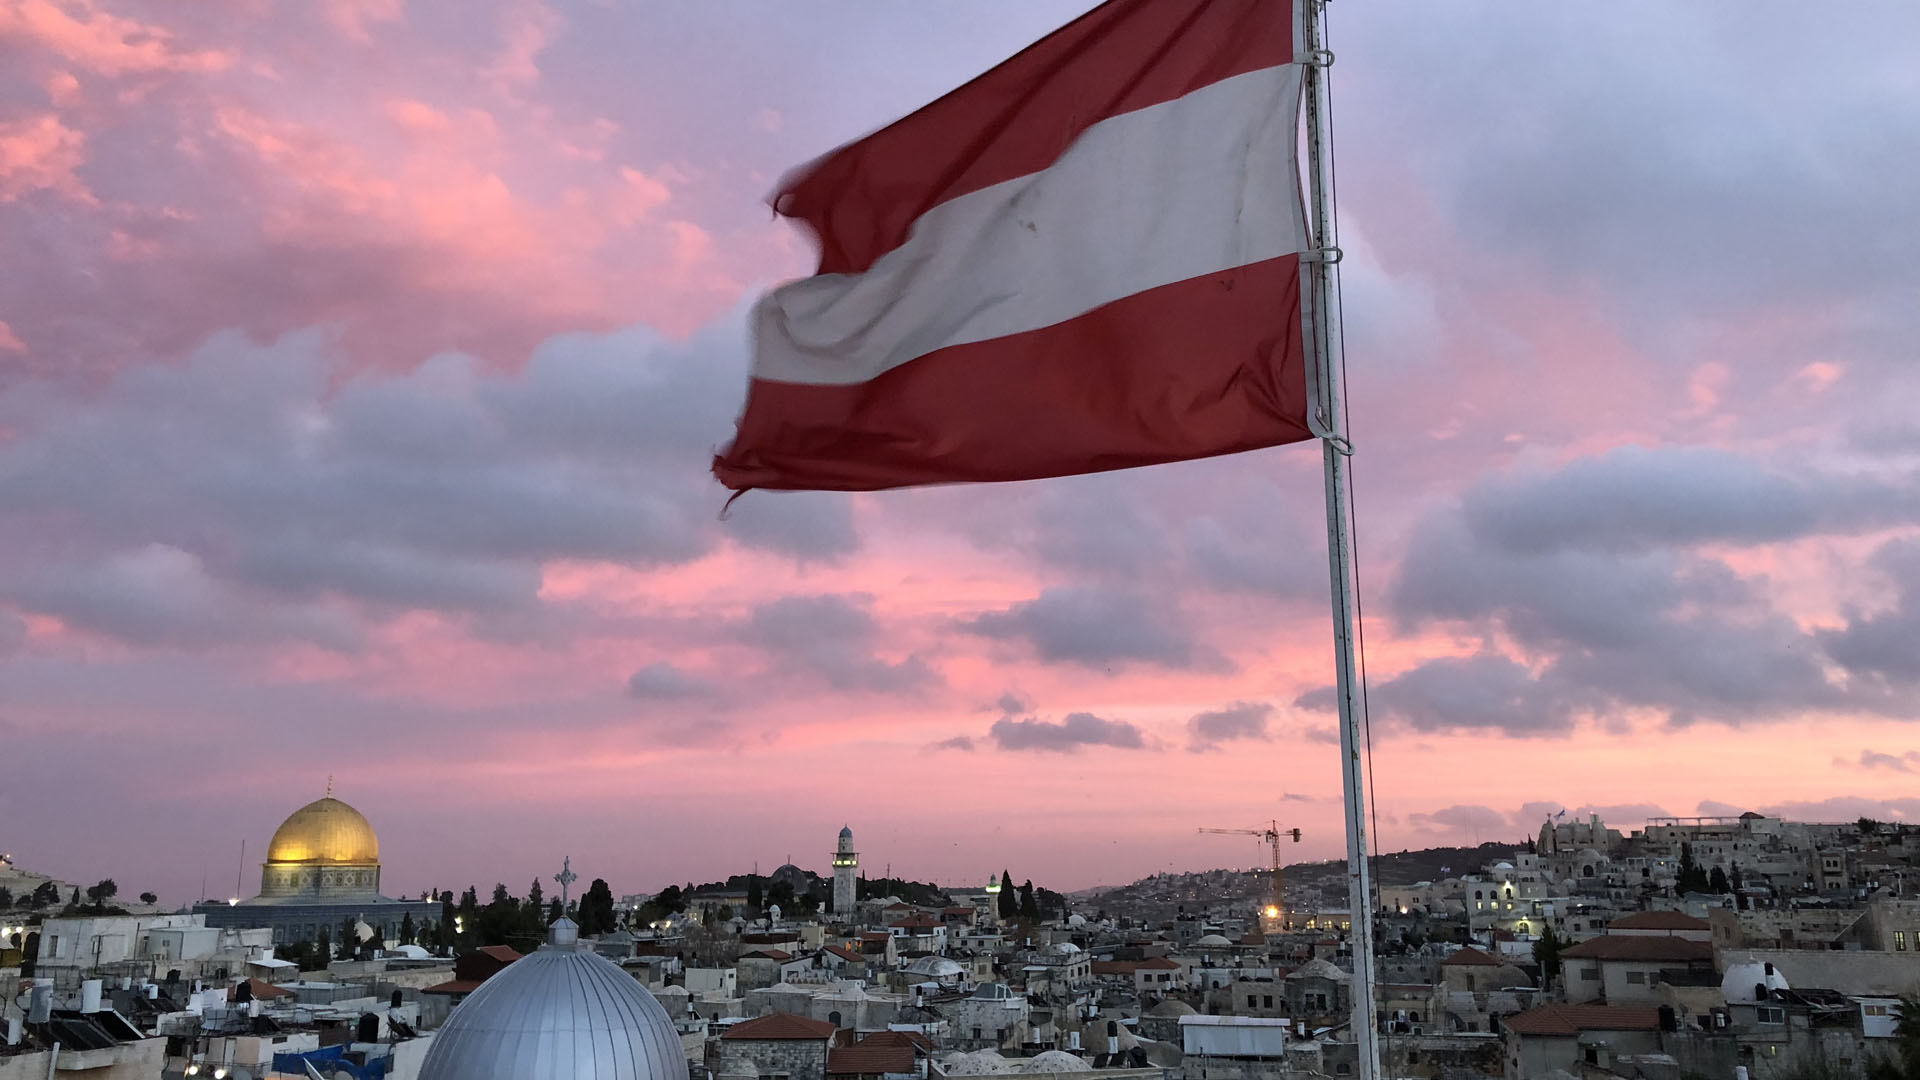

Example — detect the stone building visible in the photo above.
[713,1012,839,1080]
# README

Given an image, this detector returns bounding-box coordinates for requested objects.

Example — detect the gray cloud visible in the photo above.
[1407,804,1511,839]
[0,610,24,657]
[992,691,1032,716]
[990,711,1146,753]
[743,594,937,693]
[1820,539,1920,686]
[1759,796,1920,824]
[928,735,976,753]
[1461,446,1916,556]
[1850,750,1919,774]
[626,661,712,700]
[1187,701,1276,752]
[1371,450,1920,732]
[966,587,1215,670]
[1697,800,1750,817]
[0,320,855,648]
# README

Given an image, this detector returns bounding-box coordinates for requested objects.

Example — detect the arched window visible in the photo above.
[829,1011,843,1027]
[1474,891,1483,900]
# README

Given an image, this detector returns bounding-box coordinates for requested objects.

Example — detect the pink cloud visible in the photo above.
[0,0,230,76]
[323,0,403,43]
[0,320,24,352]
[0,112,92,203]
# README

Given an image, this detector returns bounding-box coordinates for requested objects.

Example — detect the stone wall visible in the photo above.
[708,1036,830,1080]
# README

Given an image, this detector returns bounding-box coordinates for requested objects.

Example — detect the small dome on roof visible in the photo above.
[1066,914,1087,928]
[1723,961,1790,1004]
[972,982,1014,1000]
[1047,941,1082,956]
[947,1051,1010,1075]
[1287,958,1351,983]
[1194,934,1234,947]
[905,955,965,977]
[1024,1050,1092,1074]
[1146,999,1197,1018]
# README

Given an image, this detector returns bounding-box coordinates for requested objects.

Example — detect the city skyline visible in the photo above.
[4,1,1920,904]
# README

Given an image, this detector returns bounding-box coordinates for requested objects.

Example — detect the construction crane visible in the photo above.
[1199,820,1302,930]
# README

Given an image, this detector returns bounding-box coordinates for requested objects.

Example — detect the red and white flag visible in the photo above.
[713,0,1312,492]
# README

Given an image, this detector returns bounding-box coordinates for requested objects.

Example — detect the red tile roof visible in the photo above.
[1560,936,1712,962]
[892,915,944,930]
[1608,911,1711,931]
[228,978,294,1002]
[1442,947,1504,967]
[724,1013,840,1041]
[420,979,485,995]
[825,944,864,963]
[1503,1005,1662,1037]
[828,1044,918,1075]
[742,949,794,961]
[476,945,524,963]
[860,1031,934,1053]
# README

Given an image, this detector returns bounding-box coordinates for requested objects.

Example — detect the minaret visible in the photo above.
[832,826,858,916]
[983,872,1002,928]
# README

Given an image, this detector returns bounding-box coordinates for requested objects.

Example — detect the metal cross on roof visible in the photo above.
[554,855,578,908]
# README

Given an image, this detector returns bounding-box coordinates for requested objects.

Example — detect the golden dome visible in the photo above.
[266,796,380,865]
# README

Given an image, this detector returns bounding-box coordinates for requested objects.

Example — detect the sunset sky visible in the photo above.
[3,0,1919,907]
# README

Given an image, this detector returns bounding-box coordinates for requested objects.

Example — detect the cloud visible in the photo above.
[1187,701,1275,752]
[1378,459,1913,729]
[989,711,1146,753]
[626,661,710,700]
[1820,539,1920,686]
[992,691,1031,716]
[1849,749,1920,774]
[0,318,854,647]
[1356,653,1578,738]
[928,735,975,752]
[1459,445,1916,555]
[743,594,937,694]
[0,610,25,656]
[1407,804,1512,839]
[966,587,1214,670]
[1697,800,1750,817]
[1759,796,1920,824]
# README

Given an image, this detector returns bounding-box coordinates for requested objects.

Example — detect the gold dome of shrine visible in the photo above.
[266,796,380,865]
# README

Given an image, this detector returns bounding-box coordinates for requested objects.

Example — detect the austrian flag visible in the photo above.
[713,0,1313,492]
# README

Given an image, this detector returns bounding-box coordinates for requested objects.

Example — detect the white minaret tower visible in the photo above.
[832,826,858,916]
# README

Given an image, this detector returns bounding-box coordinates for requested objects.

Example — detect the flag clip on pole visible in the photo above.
[1300,3,1381,1079]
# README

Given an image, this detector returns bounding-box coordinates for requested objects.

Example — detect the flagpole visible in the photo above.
[1300,2,1382,1078]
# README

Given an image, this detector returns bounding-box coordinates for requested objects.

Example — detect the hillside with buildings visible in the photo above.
[10,803,1920,1080]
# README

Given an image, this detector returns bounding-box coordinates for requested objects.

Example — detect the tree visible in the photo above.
[1018,880,1039,920]
[315,926,332,964]
[32,881,59,907]
[1533,925,1563,983]
[580,879,616,936]
[399,912,416,946]
[85,879,118,911]
[998,869,1018,918]
[69,886,81,908]
[339,917,358,959]
[139,891,158,905]
[1709,866,1731,894]
[0,886,10,907]
[1676,844,1711,894]
[1860,817,1885,837]
[747,876,763,914]
[1866,997,1920,1080]
[548,898,563,924]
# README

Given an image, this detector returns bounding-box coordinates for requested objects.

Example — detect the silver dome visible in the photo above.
[420,926,689,1080]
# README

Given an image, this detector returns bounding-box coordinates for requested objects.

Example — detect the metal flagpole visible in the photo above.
[1300,1,1381,1078]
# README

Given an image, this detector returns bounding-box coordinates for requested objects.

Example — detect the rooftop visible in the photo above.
[1561,937,1712,963]
[723,1013,840,1041]
[1504,1005,1662,1037]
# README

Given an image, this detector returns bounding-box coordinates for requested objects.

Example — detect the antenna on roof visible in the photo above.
[326,774,334,797]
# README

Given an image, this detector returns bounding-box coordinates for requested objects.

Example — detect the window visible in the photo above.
[1581,967,1600,982]
[1247,996,1257,1009]
[1263,996,1274,1009]
[1626,971,1646,985]
[1897,931,1908,952]
[1335,1066,1350,1076]
[973,1028,982,1039]
[1757,1006,1786,1025]
[1866,1005,1890,1017]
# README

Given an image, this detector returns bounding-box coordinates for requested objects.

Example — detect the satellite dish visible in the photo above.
[1144,1041,1184,1069]
[229,1070,254,1080]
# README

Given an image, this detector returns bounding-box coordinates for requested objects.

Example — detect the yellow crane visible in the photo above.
[1199,820,1302,930]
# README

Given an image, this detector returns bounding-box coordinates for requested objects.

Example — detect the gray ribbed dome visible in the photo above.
[420,927,688,1080]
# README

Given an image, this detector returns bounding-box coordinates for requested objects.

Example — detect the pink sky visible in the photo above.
[3,0,1920,907]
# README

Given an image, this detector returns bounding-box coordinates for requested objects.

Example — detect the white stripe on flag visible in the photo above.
[752,63,1307,387]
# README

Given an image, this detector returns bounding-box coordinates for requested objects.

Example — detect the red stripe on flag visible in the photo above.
[713,255,1309,492]
[777,0,1297,277]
